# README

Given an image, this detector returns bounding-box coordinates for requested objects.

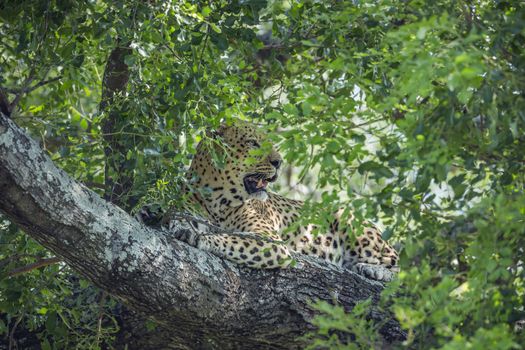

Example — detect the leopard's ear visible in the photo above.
[206,124,227,139]
[216,124,228,136]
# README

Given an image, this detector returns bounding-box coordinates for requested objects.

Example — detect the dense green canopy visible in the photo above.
[1,0,524,348]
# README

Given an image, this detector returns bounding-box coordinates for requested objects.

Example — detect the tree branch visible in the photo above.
[0,73,62,118]
[4,76,63,95]
[7,256,62,277]
[99,44,135,209]
[9,68,36,114]
[0,114,405,348]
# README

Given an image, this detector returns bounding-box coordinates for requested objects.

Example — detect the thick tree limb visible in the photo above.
[0,114,405,348]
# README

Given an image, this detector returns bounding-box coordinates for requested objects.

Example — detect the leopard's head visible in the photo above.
[188,121,282,208]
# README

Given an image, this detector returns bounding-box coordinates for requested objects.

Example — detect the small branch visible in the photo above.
[83,181,107,190]
[462,0,474,31]
[21,76,62,95]
[6,6,53,116]
[162,43,183,61]
[8,313,24,350]
[0,253,43,269]
[8,256,62,277]
[4,76,62,95]
[9,68,36,113]
[96,291,108,346]
[197,26,210,71]
[0,73,61,118]
[352,118,387,128]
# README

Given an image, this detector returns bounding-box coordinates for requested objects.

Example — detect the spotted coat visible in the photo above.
[162,122,399,278]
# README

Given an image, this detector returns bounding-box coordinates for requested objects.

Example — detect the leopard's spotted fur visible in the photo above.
[163,121,399,280]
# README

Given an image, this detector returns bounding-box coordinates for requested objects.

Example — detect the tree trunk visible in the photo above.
[0,114,405,348]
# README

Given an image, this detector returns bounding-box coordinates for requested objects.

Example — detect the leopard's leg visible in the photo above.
[340,223,400,281]
[353,228,398,268]
[352,262,397,282]
[198,234,293,268]
[171,227,292,269]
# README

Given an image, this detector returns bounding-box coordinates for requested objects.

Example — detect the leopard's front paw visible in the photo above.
[353,263,396,282]
[171,228,200,247]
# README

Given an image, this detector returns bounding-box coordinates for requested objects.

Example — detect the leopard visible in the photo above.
[161,121,399,281]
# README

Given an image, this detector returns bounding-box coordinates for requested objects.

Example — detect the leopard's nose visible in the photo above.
[270,159,282,169]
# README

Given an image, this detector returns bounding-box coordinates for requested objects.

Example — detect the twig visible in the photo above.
[0,254,42,269]
[8,256,62,277]
[9,68,36,113]
[162,43,183,61]
[352,118,386,129]
[8,313,23,350]
[4,76,62,95]
[4,7,55,115]
[197,26,210,71]
[83,181,106,190]
[95,291,108,346]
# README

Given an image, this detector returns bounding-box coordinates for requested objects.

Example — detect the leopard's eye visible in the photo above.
[246,139,260,148]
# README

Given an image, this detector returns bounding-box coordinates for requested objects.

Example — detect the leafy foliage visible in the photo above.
[0,220,118,349]
[1,0,524,348]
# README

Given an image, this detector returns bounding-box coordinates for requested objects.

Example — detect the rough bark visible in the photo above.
[0,114,405,348]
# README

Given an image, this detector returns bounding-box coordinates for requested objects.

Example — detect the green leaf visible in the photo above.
[201,6,212,17]
[79,118,89,130]
[209,23,221,33]
[358,161,394,178]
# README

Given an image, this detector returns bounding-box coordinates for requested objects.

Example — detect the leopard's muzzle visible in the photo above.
[243,172,278,194]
